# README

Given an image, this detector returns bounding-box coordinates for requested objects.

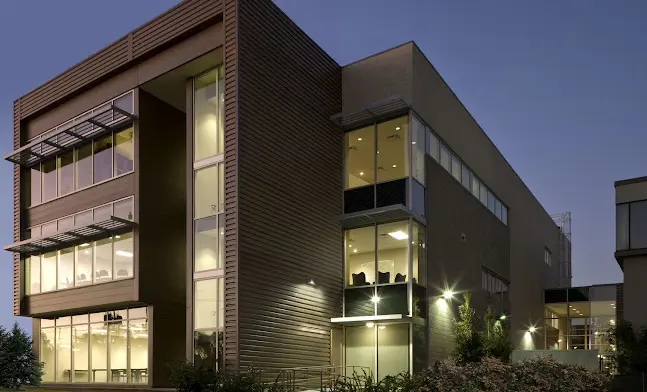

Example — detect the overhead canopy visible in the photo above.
[5,105,136,167]
[5,216,136,255]
[330,96,411,130]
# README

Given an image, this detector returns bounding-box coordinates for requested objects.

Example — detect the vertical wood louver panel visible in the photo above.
[223,0,240,370]
[13,99,21,316]
[235,0,343,370]
[17,0,223,120]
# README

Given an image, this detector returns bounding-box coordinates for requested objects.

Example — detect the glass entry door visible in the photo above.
[344,323,410,380]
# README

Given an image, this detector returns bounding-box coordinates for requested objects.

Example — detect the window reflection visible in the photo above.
[377,117,408,182]
[345,126,375,189]
[58,150,74,196]
[114,128,134,176]
[42,251,57,293]
[194,67,224,161]
[41,328,55,382]
[93,135,113,184]
[195,216,222,272]
[58,247,74,289]
[345,226,376,286]
[42,159,57,202]
[377,221,409,284]
[114,233,134,279]
[195,164,222,219]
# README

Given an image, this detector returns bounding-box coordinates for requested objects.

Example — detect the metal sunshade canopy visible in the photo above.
[4,216,136,255]
[5,105,136,167]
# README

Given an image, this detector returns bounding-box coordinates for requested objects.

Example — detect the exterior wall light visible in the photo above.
[443,290,454,300]
[500,315,507,320]
[308,280,315,285]
[371,295,381,304]
[528,326,536,333]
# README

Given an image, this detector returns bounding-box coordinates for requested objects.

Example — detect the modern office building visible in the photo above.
[5,0,572,389]
[615,176,647,330]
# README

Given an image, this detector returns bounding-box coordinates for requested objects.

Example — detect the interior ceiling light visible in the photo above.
[80,243,90,247]
[116,250,133,258]
[388,231,409,240]
[359,172,364,176]
[392,164,397,168]
[412,141,416,145]
[395,126,400,130]
[357,137,362,141]
[366,322,375,328]
[378,325,386,329]
[353,249,358,253]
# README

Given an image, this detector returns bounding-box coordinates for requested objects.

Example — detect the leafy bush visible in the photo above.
[0,322,43,391]
[453,293,485,364]
[418,356,610,392]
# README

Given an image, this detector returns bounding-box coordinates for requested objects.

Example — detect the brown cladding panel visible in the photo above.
[235,0,342,369]
[223,0,240,369]
[24,173,135,227]
[18,0,223,120]
[24,279,136,317]
[136,90,186,309]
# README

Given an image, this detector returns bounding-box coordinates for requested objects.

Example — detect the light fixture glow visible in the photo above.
[116,250,133,258]
[558,339,562,343]
[500,315,507,320]
[309,280,315,285]
[388,231,409,240]
[348,244,353,248]
[357,138,363,141]
[359,172,364,176]
[378,325,386,330]
[395,127,400,131]
[595,331,599,335]
[371,295,381,304]
[528,326,536,333]
[412,141,416,145]
[366,322,375,328]
[80,243,90,247]
[392,164,397,168]
[115,235,121,239]
[443,290,454,300]
[353,249,358,253]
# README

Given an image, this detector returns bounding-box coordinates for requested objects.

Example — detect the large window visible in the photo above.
[195,216,223,272]
[194,279,224,369]
[40,308,148,383]
[27,127,134,207]
[344,116,410,190]
[25,231,134,295]
[617,200,647,251]
[194,67,224,161]
[345,226,376,286]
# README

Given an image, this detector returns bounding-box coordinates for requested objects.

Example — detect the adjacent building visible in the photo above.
[5,0,573,389]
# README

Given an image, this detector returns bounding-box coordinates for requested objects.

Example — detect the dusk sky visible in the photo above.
[0,0,644,329]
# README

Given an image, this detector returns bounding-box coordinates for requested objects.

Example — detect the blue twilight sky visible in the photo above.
[0,0,645,329]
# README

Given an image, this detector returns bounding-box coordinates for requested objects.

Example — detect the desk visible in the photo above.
[62,368,147,383]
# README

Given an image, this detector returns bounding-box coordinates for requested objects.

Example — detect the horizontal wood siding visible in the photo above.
[24,279,136,316]
[25,173,135,227]
[236,0,342,369]
[17,0,223,120]
[223,0,240,369]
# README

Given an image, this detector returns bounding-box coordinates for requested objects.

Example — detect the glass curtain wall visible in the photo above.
[39,308,148,384]
[344,219,426,317]
[24,91,134,208]
[192,65,225,369]
[24,231,134,294]
[544,286,617,368]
